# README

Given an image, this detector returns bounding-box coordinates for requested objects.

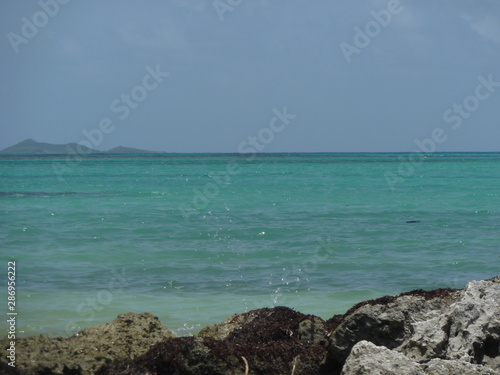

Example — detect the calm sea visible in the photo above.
[1,153,499,337]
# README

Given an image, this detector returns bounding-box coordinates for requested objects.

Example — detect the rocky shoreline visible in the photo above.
[2,277,499,374]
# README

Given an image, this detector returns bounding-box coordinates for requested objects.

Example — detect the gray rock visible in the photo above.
[341,340,424,375]
[0,312,174,375]
[323,288,462,372]
[423,358,500,375]
[445,278,500,369]
[401,277,500,370]
[324,278,500,374]
[398,314,451,361]
[340,342,500,375]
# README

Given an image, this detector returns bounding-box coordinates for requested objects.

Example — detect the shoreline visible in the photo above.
[11,288,395,339]
[2,276,499,374]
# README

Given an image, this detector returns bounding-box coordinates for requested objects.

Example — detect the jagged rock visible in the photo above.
[400,278,500,369]
[423,358,500,375]
[445,278,500,368]
[0,312,174,375]
[341,340,424,375]
[2,277,499,375]
[322,277,500,374]
[340,341,500,375]
[98,306,329,375]
[322,287,462,373]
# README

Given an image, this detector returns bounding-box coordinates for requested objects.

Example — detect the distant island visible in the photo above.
[0,139,161,155]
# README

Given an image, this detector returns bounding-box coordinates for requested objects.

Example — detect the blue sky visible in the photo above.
[1,0,499,152]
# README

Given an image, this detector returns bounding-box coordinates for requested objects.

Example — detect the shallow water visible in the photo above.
[1,153,499,336]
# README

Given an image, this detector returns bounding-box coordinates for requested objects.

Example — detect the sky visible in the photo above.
[0,0,499,153]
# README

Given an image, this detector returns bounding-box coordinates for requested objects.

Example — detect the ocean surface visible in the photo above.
[1,153,499,337]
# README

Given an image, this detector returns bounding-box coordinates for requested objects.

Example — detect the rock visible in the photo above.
[340,341,500,375]
[98,306,330,375]
[0,361,20,375]
[298,315,328,344]
[322,277,500,374]
[0,312,174,375]
[400,277,500,369]
[3,277,500,374]
[322,287,462,373]
[445,278,500,368]
[97,336,235,375]
[423,358,500,375]
[197,309,261,341]
[199,308,328,345]
[341,340,425,375]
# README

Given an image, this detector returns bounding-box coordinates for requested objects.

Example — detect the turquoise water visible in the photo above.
[1,153,499,337]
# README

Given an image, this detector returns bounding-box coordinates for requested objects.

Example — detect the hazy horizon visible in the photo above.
[3,137,500,154]
[1,1,499,153]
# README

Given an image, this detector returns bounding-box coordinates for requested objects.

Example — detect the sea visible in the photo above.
[1,153,499,338]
